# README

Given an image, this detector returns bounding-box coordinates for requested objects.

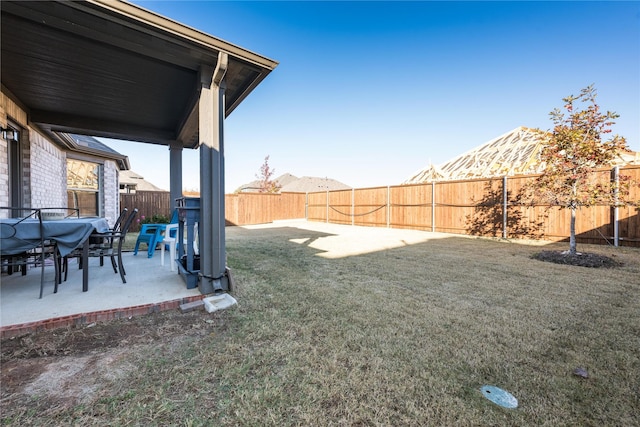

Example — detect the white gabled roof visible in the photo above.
[404,126,640,184]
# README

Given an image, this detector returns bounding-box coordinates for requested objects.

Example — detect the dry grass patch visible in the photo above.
[2,224,639,426]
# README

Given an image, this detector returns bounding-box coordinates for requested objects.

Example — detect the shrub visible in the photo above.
[141,214,170,224]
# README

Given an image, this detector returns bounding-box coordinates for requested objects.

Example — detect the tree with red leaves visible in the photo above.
[256,155,281,193]
[534,85,635,255]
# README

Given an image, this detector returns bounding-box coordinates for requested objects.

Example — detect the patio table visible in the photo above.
[1,217,110,256]
[1,217,110,291]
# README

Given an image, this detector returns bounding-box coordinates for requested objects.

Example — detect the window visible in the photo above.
[6,124,22,208]
[67,159,102,216]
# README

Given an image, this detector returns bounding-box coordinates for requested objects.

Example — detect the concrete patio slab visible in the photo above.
[1,251,202,337]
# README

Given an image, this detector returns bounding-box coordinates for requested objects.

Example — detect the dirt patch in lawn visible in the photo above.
[1,308,222,413]
[532,250,623,268]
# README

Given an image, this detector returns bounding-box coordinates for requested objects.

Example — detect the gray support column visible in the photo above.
[198,54,229,294]
[169,140,183,213]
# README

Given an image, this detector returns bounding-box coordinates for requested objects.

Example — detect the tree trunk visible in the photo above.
[569,207,577,255]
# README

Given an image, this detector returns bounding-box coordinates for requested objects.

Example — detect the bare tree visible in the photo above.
[256,155,281,193]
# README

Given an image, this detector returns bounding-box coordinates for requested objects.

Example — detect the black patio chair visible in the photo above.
[62,208,138,285]
[60,207,129,280]
[0,207,51,298]
[104,207,128,263]
[36,207,80,285]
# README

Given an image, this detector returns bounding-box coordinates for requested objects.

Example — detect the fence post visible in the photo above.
[326,190,329,224]
[387,186,391,228]
[432,181,436,232]
[352,188,355,226]
[305,192,308,220]
[613,166,619,247]
[503,176,508,239]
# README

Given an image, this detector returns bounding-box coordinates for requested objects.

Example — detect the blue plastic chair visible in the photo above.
[133,223,166,258]
[133,210,179,258]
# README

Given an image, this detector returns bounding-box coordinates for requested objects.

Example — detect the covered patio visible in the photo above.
[1,1,277,296]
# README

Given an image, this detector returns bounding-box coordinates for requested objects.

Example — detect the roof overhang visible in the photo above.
[55,133,131,170]
[1,0,278,149]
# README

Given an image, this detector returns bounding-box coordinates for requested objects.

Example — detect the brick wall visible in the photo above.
[103,161,120,226]
[29,129,67,208]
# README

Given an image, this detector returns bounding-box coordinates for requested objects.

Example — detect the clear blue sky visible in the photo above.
[100,1,640,193]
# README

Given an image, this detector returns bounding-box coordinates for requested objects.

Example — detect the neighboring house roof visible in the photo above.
[60,134,130,170]
[404,126,640,184]
[119,170,166,192]
[1,0,278,148]
[237,174,351,193]
[281,176,351,193]
[274,173,300,188]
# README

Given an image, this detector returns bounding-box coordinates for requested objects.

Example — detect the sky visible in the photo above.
[99,1,640,193]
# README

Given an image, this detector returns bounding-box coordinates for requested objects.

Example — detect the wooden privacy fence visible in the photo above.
[120,166,640,246]
[120,191,171,232]
[120,191,307,231]
[307,165,640,247]
[225,192,307,225]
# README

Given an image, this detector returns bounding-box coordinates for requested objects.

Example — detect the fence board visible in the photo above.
[307,191,328,222]
[328,190,353,225]
[434,178,499,234]
[354,187,388,227]
[619,166,640,244]
[389,184,432,230]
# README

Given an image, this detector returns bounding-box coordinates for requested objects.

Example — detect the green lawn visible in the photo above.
[3,224,640,425]
[121,231,139,252]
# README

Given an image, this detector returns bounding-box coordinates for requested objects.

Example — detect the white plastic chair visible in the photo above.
[160,223,179,271]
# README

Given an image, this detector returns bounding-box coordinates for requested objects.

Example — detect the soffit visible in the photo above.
[1,0,277,148]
